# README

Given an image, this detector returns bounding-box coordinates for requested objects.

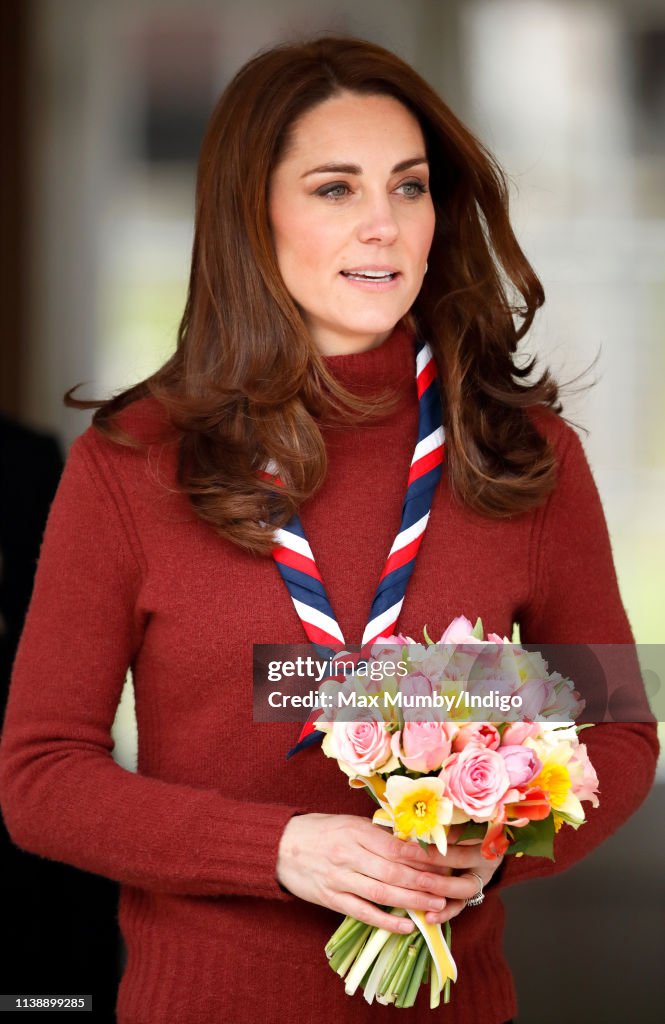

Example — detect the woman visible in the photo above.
[0,35,657,1024]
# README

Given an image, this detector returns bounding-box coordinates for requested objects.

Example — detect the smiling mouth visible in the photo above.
[340,270,399,282]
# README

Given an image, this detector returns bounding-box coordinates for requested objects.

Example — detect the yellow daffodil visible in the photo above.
[385,775,453,855]
[532,742,584,824]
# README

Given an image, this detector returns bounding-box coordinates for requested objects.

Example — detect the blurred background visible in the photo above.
[1,0,663,1021]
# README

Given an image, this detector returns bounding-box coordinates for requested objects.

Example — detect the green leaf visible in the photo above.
[457,821,487,842]
[417,838,430,851]
[471,617,484,640]
[423,624,435,646]
[550,809,583,829]
[507,816,555,860]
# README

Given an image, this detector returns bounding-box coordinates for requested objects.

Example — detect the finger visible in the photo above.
[362,824,486,879]
[342,849,451,902]
[362,828,438,868]
[342,869,448,916]
[424,844,486,871]
[363,828,456,875]
[447,825,479,844]
[334,892,416,935]
[368,830,478,876]
[425,898,467,925]
[424,871,484,902]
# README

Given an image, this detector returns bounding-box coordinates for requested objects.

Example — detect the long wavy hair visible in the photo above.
[68,35,561,555]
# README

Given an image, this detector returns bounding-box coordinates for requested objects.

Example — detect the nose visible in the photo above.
[356,191,399,246]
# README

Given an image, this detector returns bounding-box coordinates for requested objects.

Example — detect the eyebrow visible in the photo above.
[301,156,429,178]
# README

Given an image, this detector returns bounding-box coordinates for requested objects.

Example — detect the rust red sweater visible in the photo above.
[0,325,658,1024]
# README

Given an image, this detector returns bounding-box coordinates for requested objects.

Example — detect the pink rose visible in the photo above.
[501,722,541,746]
[334,715,393,773]
[452,723,501,752]
[499,745,542,788]
[392,721,453,773]
[444,746,510,821]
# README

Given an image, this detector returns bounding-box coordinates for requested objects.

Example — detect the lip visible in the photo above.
[341,265,400,274]
[339,266,402,292]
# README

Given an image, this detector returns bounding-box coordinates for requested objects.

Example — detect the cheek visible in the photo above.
[403,201,436,253]
[269,191,303,275]
[272,207,337,274]
[418,208,436,251]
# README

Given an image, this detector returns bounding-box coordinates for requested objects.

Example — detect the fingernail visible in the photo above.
[429,898,446,910]
[401,921,414,933]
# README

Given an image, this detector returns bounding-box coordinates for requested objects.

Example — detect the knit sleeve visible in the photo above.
[0,433,303,900]
[494,421,659,891]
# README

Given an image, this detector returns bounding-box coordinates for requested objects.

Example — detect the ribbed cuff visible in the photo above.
[217,802,305,901]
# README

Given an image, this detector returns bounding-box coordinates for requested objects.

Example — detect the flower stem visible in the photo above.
[362,933,400,1005]
[344,924,393,996]
[430,963,440,1010]
[374,932,405,995]
[333,924,371,978]
[393,938,424,1007]
[360,963,374,989]
[327,921,368,967]
[377,933,412,1001]
[325,915,363,957]
[399,942,430,1008]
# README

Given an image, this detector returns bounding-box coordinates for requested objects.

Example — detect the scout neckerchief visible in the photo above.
[265,338,444,757]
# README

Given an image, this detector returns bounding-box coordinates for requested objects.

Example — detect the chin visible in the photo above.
[339,312,409,337]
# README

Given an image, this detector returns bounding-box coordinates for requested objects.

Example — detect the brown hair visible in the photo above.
[68,35,560,555]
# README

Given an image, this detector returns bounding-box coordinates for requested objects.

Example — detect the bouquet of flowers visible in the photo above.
[316,616,599,1009]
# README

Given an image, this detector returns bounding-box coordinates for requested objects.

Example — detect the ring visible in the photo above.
[465,871,485,908]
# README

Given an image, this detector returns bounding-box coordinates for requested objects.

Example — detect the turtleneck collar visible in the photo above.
[320,320,417,397]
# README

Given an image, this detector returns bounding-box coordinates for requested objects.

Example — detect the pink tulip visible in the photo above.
[499,745,542,787]
[452,723,501,752]
[569,742,600,808]
[392,721,453,773]
[438,616,479,644]
[501,722,541,746]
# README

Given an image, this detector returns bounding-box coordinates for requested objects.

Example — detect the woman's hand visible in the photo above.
[276,814,504,933]
[425,824,504,925]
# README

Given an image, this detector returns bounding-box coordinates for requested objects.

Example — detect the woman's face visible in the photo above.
[268,91,435,356]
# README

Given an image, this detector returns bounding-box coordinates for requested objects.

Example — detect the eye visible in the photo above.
[316,182,352,200]
[396,179,429,199]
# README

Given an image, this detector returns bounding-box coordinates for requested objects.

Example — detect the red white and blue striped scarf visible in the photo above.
[266,338,445,756]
